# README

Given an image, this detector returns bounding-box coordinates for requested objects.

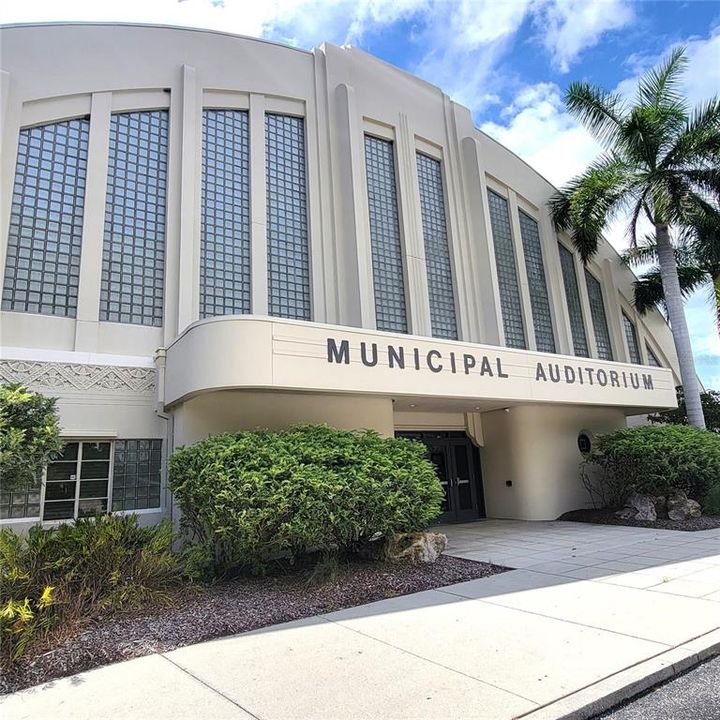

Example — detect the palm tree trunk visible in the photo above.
[714,274,720,338]
[655,224,706,429]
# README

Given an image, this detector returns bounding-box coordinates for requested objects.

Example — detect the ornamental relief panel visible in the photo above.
[0,360,156,394]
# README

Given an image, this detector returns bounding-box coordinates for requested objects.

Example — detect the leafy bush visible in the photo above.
[0,384,64,492]
[169,425,444,577]
[581,425,720,509]
[0,515,178,661]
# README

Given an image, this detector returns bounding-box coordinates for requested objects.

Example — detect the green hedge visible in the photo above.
[583,425,720,510]
[169,425,444,577]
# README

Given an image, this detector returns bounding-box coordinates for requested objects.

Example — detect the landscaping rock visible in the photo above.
[667,490,702,521]
[626,493,657,522]
[615,507,637,520]
[654,495,668,520]
[385,531,448,563]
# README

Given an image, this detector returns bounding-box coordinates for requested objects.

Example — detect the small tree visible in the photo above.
[648,385,720,433]
[0,384,64,491]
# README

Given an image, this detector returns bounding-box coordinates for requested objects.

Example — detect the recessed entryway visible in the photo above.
[396,431,485,523]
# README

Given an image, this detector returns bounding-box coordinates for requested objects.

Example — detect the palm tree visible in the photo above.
[625,197,720,336]
[550,47,720,429]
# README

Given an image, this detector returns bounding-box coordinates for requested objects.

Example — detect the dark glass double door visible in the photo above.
[397,431,484,523]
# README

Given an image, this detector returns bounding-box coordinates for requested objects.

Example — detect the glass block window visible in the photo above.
[518,211,555,353]
[43,441,112,521]
[487,191,525,349]
[585,269,614,360]
[622,311,641,364]
[2,119,89,317]
[265,114,311,320]
[100,111,168,326]
[646,343,661,367]
[0,482,41,520]
[558,243,589,357]
[112,439,162,511]
[365,135,407,333]
[200,110,251,318]
[416,153,457,340]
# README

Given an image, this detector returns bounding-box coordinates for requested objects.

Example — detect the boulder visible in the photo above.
[667,490,702,521]
[385,531,448,564]
[653,495,668,520]
[626,493,657,522]
[615,507,637,520]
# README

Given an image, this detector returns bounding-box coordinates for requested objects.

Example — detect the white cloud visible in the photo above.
[532,0,634,73]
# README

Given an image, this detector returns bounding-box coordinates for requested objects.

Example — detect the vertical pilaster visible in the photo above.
[540,214,573,355]
[396,112,431,337]
[336,83,375,328]
[507,190,536,351]
[176,65,201,333]
[249,93,268,316]
[601,258,628,362]
[575,252,599,358]
[74,92,112,351]
[0,70,20,305]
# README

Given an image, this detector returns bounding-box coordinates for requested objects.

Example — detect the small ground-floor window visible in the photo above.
[0,438,163,522]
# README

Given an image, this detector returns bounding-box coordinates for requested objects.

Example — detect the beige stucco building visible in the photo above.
[0,22,678,529]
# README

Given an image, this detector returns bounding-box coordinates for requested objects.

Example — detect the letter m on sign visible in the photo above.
[327,338,350,364]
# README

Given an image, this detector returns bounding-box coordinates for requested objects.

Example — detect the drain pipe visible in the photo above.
[153,348,174,526]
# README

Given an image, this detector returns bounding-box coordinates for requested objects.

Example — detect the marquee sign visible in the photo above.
[164,317,676,410]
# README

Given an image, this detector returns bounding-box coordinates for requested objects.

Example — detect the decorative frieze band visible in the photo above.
[0,359,156,394]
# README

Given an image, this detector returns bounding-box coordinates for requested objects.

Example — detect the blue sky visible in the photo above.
[3,0,720,386]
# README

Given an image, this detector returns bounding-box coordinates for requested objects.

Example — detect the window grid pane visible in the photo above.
[2,119,89,317]
[585,269,614,360]
[622,312,641,364]
[416,153,457,340]
[365,135,407,334]
[100,111,168,326]
[558,243,589,357]
[487,191,525,349]
[111,439,162,511]
[200,110,251,318]
[266,114,310,320]
[646,343,661,367]
[518,211,555,353]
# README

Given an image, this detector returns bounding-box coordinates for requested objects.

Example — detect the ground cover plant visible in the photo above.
[169,425,445,578]
[0,515,178,663]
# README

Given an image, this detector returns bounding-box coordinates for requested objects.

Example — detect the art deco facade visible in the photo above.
[0,23,678,527]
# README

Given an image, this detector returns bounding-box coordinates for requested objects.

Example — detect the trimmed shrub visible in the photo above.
[581,425,720,509]
[0,515,178,661]
[169,425,444,577]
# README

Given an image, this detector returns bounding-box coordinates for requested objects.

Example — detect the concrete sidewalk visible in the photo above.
[3,520,720,720]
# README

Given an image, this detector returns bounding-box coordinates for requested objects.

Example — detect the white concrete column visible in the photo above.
[459,136,501,345]
[540,215,573,355]
[574,251,599,358]
[249,93,268,316]
[176,64,201,333]
[601,258,628,362]
[335,83,375,328]
[74,92,112,351]
[0,70,20,305]
[395,112,431,337]
[507,190,536,351]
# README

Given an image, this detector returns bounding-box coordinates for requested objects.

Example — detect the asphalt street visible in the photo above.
[595,655,720,719]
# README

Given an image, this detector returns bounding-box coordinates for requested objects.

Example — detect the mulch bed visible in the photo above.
[559,508,720,532]
[1,554,507,695]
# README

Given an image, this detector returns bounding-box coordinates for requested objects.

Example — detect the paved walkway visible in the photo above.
[3,520,720,720]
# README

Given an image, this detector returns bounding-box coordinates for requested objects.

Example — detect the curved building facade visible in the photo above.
[0,23,678,527]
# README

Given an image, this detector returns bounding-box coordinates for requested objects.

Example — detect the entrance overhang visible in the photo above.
[163,316,677,412]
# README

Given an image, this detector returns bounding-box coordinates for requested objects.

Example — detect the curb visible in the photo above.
[516,627,720,720]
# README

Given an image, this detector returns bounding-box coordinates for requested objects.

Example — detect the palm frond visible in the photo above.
[664,97,720,168]
[633,263,709,314]
[636,46,688,111]
[564,82,626,147]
